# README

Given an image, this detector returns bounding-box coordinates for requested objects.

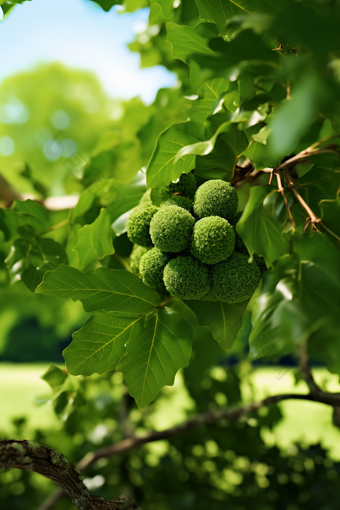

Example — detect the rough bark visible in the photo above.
[0,440,137,510]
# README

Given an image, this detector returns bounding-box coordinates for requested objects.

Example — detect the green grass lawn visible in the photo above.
[0,363,58,436]
[1,363,340,460]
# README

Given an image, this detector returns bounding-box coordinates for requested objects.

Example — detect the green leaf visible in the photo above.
[320,198,340,246]
[150,187,171,206]
[64,312,144,376]
[72,188,96,222]
[0,0,31,18]
[36,264,161,314]
[0,199,49,241]
[41,364,67,391]
[41,363,83,419]
[309,312,340,376]
[166,22,218,63]
[269,75,325,159]
[146,122,204,188]
[149,0,174,24]
[73,208,114,270]
[236,186,289,266]
[249,234,340,359]
[195,124,249,179]
[88,0,122,12]
[185,299,249,350]
[174,119,248,178]
[118,307,193,408]
[107,171,147,223]
[185,78,229,122]
[298,168,340,217]
[190,31,280,88]
[5,237,68,292]
[194,0,288,32]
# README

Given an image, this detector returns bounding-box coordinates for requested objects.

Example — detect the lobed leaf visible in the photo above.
[64,312,143,376]
[166,22,217,63]
[237,186,290,266]
[0,199,49,241]
[36,264,160,314]
[5,237,68,292]
[73,208,114,270]
[118,307,193,408]
[185,299,249,351]
[249,234,340,359]
[146,122,204,188]
[193,0,288,32]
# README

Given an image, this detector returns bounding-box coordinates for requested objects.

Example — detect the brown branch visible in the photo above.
[264,163,340,241]
[0,440,137,510]
[272,40,285,54]
[158,296,174,308]
[39,390,340,510]
[275,143,340,173]
[275,171,296,229]
[284,169,322,226]
[320,222,340,242]
[0,175,22,206]
[297,341,321,394]
[0,174,79,211]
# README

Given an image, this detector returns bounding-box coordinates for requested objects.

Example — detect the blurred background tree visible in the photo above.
[0,63,120,195]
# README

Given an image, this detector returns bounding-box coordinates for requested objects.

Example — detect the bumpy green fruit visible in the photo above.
[194,179,238,223]
[130,245,149,274]
[190,216,235,264]
[150,207,195,253]
[210,252,261,303]
[126,204,158,247]
[163,255,210,300]
[161,195,193,212]
[139,248,171,295]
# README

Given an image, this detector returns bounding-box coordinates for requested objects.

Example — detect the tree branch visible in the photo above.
[0,440,137,510]
[38,390,340,510]
[263,165,340,241]
[284,169,322,226]
[0,175,22,206]
[0,174,79,211]
[275,171,296,229]
[275,143,340,173]
[297,341,322,394]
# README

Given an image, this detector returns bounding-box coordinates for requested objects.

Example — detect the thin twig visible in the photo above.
[275,171,296,229]
[284,169,322,225]
[272,40,285,54]
[303,217,311,234]
[276,144,340,173]
[308,134,340,150]
[320,222,340,242]
[158,296,173,308]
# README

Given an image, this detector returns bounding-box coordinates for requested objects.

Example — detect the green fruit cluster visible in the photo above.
[127,175,264,303]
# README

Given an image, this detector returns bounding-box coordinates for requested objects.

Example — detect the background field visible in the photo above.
[2,363,340,459]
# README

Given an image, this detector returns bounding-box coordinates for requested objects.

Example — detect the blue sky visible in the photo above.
[0,0,176,104]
